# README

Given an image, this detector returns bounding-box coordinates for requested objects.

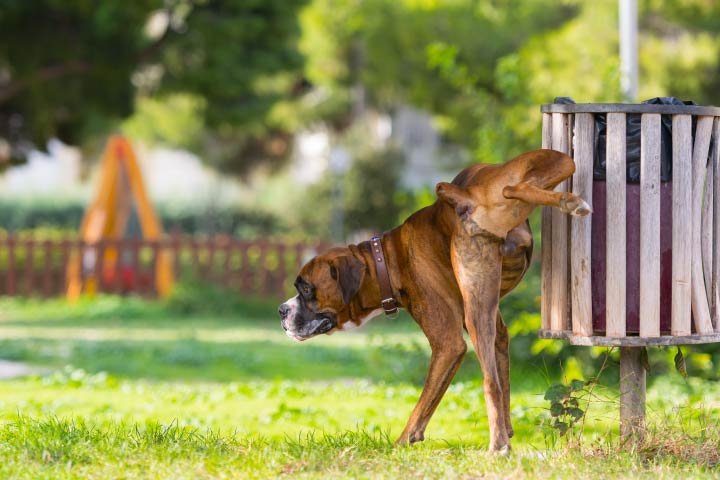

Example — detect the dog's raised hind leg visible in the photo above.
[503,182,591,217]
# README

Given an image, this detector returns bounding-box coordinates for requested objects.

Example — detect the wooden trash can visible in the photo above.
[537,102,720,438]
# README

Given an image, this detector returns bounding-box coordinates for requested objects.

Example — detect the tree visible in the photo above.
[0,0,307,174]
[298,0,720,166]
[298,0,580,165]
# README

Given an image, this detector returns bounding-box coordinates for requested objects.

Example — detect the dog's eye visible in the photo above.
[301,285,312,296]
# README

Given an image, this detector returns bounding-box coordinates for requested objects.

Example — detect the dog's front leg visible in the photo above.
[452,236,509,453]
[396,293,467,445]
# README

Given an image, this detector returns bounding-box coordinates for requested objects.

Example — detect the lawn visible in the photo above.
[0,295,719,479]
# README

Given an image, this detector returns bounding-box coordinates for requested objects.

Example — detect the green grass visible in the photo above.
[0,296,719,478]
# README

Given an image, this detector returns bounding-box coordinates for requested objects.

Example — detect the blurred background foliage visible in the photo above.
[2,0,720,377]
[2,0,720,241]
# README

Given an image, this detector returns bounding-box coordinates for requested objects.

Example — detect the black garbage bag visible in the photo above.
[553,96,700,183]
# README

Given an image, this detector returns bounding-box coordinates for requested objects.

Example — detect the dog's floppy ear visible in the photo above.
[436,182,474,220]
[329,255,366,305]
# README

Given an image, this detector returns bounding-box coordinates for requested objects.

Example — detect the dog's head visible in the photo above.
[278,247,366,341]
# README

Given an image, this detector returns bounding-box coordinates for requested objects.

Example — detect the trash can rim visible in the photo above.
[541,103,720,116]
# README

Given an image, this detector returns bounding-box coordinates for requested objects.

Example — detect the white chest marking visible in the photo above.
[340,308,383,331]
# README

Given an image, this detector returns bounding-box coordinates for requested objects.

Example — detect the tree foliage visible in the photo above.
[2,0,720,176]
[299,0,720,165]
[0,0,307,174]
[298,0,579,163]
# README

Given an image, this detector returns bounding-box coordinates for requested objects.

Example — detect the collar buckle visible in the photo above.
[381,298,399,318]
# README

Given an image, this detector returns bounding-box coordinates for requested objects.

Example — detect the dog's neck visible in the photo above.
[349,231,403,316]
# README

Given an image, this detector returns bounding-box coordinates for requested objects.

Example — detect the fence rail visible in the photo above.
[0,235,327,299]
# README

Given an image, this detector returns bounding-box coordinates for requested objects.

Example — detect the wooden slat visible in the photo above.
[566,114,574,326]
[276,243,287,296]
[691,116,715,334]
[59,238,71,296]
[241,242,253,293]
[93,241,104,295]
[571,113,594,336]
[7,235,16,296]
[191,239,200,273]
[606,113,627,337]
[541,113,553,331]
[171,234,181,280]
[222,241,233,287]
[713,118,720,331]
[24,239,35,296]
[149,240,159,295]
[550,113,570,331]
[114,239,124,294]
[640,113,661,338]
[42,239,52,297]
[130,238,141,294]
[207,239,216,280]
[671,115,693,336]
[258,244,270,296]
[702,156,714,307]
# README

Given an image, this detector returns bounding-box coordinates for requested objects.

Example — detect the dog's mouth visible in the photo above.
[286,317,336,342]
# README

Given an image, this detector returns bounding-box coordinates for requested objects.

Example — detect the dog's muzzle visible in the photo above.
[278,297,336,341]
[302,317,335,337]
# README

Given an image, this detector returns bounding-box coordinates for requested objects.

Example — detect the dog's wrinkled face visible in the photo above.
[278,247,365,341]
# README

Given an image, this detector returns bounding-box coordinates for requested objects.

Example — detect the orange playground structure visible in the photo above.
[66,136,173,299]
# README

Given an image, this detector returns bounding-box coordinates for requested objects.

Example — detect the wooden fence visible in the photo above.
[0,235,327,299]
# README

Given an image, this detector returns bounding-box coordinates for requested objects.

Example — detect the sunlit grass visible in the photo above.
[0,296,719,478]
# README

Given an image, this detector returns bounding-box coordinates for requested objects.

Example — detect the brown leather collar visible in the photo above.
[370,235,399,317]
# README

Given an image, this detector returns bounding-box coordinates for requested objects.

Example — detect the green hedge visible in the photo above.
[0,200,284,238]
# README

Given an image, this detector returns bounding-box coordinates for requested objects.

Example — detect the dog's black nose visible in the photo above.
[278,303,290,319]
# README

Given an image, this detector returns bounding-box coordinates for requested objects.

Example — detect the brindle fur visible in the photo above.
[280,149,588,452]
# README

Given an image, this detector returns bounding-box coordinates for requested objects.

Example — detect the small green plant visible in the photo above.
[542,349,614,444]
[543,378,590,437]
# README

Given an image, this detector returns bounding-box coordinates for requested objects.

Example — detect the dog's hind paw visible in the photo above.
[571,198,592,216]
[560,196,592,217]
[490,444,512,456]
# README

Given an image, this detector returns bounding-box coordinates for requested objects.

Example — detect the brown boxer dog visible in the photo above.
[433,149,590,452]
[278,149,590,452]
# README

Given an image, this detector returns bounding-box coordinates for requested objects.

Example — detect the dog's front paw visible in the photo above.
[395,430,424,446]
